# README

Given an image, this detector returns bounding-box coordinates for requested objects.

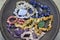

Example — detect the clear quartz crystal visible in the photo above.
[18,9,27,16]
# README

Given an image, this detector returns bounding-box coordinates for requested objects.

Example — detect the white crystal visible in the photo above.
[18,9,27,15]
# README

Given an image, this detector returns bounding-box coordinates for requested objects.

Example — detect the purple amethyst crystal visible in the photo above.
[7,28,12,34]
[14,28,24,36]
[7,24,11,28]
[13,33,20,38]
[7,24,17,29]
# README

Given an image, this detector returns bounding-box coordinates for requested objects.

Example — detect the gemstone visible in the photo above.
[40,5,49,10]
[13,34,20,38]
[32,33,38,39]
[37,9,42,14]
[47,9,51,12]
[43,5,48,9]
[38,13,42,18]
[40,13,45,17]
[7,28,11,33]
[14,28,24,36]
[38,21,45,28]
[37,2,41,6]
[29,0,37,7]
[40,4,44,8]
[7,24,11,28]
[38,16,41,18]
[28,8,33,14]
[44,12,50,16]
[11,31,20,38]
[7,24,17,29]
[18,9,27,16]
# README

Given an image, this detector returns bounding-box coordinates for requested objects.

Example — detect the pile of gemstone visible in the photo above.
[6,0,53,40]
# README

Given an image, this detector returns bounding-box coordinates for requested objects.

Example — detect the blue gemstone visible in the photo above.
[28,8,33,14]
[37,2,41,6]
[44,12,50,16]
[29,0,37,5]
[43,5,48,9]
[47,12,50,15]
[38,13,44,18]
[38,13,41,18]
[37,9,42,12]
[34,2,41,8]
[47,9,51,12]
[40,4,44,8]
[38,16,41,18]
[41,5,49,10]
[18,9,27,16]
[33,2,40,7]
[41,13,45,17]
[33,4,37,8]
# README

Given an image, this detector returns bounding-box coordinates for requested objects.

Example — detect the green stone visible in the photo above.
[38,21,45,28]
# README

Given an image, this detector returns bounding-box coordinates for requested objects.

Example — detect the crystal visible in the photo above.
[38,21,45,28]
[40,5,49,10]
[29,0,36,4]
[40,13,45,17]
[47,9,51,12]
[13,34,20,38]
[29,0,37,8]
[14,28,24,36]
[18,9,27,16]
[7,24,11,28]
[28,8,33,14]
[44,12,50,16]
[32,33,38,39]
